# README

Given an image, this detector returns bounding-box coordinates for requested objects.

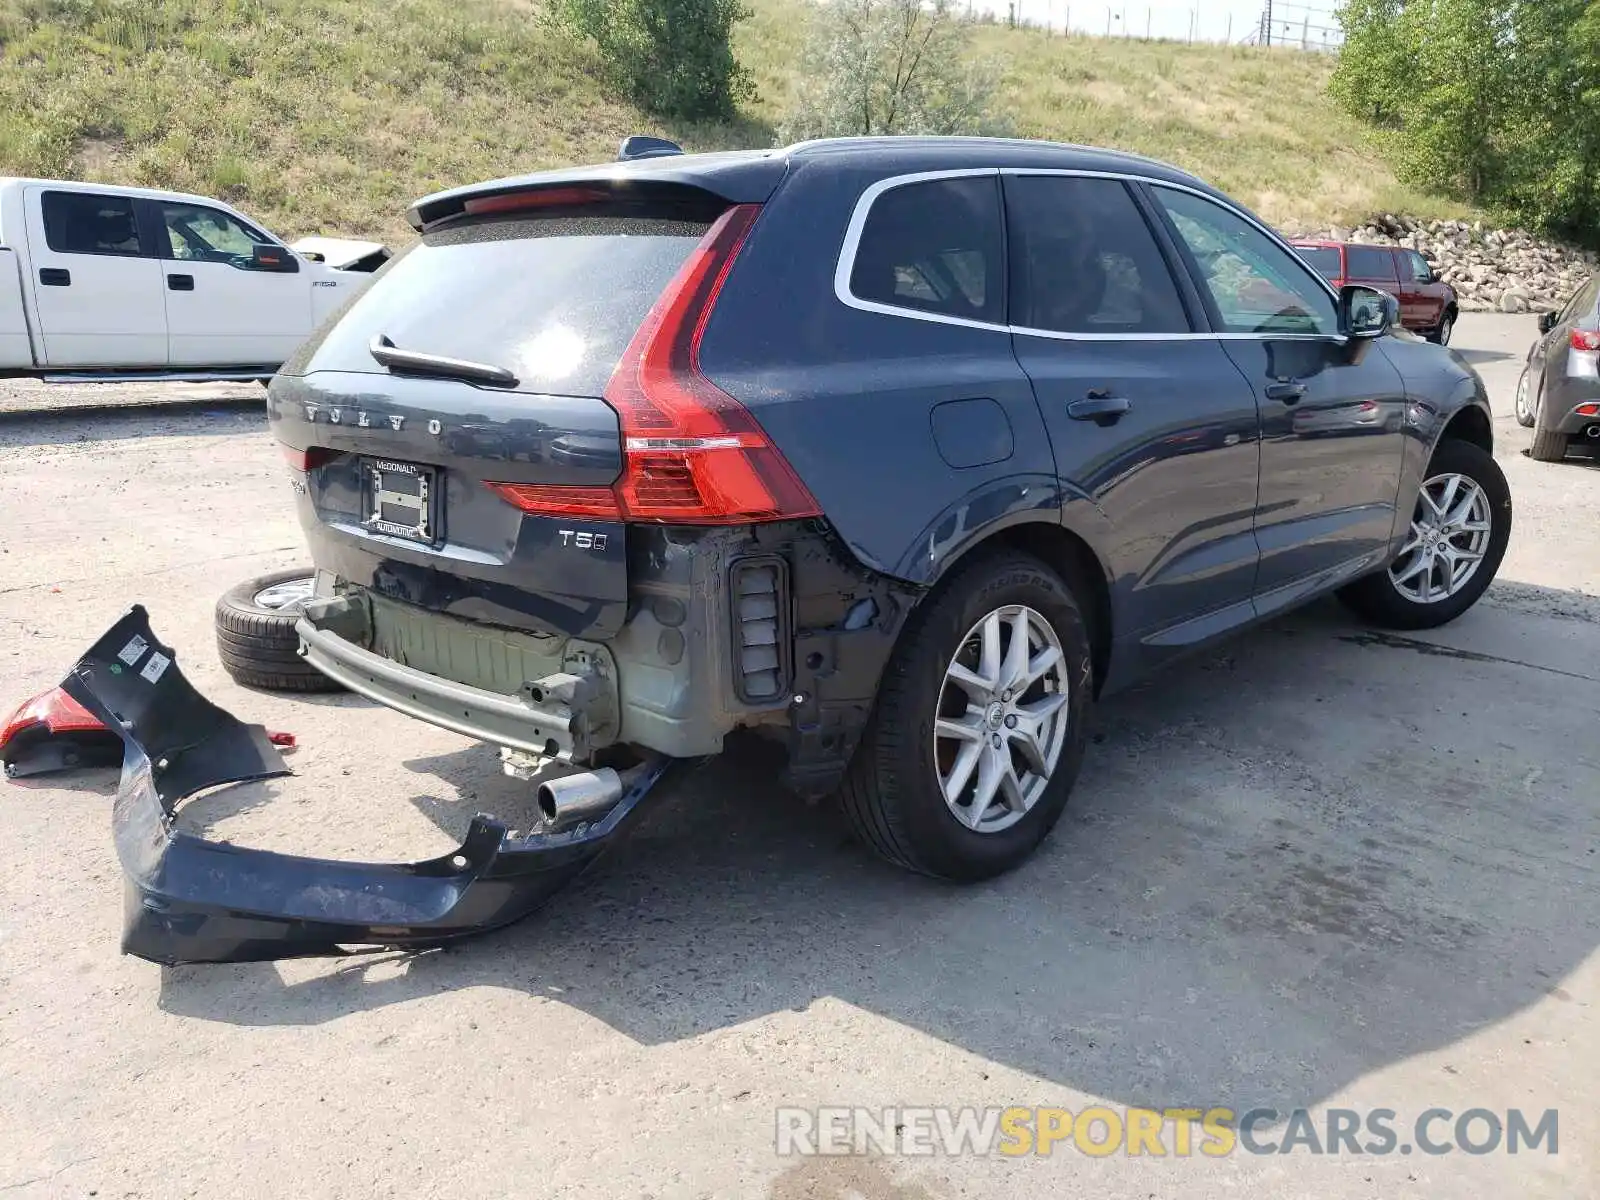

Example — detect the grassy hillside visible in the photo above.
[0,0,1471,245]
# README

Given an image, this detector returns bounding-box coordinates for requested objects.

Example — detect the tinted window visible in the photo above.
[40,191,143,257]
[298,214,713,396]
[159,202,269,263]
[1005,176,1190,334]
[1560,276,1600,323]
[1155,188,1337,335]
[1405,250,1434,282]
[1295,246,1342,280]
[1346,245,1398,282]
[850,176,1004,324]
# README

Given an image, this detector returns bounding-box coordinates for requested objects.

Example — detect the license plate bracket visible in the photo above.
[363,458,438,543]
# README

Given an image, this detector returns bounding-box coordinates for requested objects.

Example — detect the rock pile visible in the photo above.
[1288,215,1599,314]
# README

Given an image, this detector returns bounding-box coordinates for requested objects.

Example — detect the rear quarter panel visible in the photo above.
[697,161,1062,586]
[0,248,35,367]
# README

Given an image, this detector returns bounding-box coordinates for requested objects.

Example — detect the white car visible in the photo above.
[0,178,389,379]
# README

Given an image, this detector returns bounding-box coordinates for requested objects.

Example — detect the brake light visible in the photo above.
[281,446,332,472]
[463,187,610,217]
[1576,403,1600,417]
[488,204,822,525]
[1572,329,1600,351]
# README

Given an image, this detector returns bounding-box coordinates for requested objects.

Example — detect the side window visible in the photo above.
[1406,250,1434,283]
[40,191,144,257]
[849,176,1004,324]
[1561,277,1600,323]
[1004,175,1191,335]
[158,203,269,264]
[1154,188,1337,336]
[1346,245,1398,283]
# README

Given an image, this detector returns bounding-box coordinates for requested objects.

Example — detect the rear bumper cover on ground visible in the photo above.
[62,607,672,966]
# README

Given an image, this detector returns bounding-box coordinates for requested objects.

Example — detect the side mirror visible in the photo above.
[251,243,300,273]
[1339,284,1397,339]
[1537,311,1558,334]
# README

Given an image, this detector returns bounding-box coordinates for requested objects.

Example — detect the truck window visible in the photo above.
[40,192,144,257]
[1345,245,1398,283]
[158,203,270,264]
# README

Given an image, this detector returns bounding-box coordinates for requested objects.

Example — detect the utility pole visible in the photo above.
[1263,0,1272,46]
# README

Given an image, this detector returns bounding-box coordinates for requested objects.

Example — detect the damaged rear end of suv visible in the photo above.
[95,143,943,964]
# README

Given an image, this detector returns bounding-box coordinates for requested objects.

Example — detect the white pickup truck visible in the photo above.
[0,178,389,380]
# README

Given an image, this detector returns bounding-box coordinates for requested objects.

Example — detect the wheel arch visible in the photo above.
[919,517,1114,698]
[1437,401,1493,456]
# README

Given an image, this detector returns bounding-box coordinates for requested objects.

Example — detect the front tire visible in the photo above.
[1513,368,1537,428]
[839,551,1091,881]
[1428,310,1455,345]
[1337,439,1511,630]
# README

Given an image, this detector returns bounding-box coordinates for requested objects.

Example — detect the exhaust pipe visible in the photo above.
[537,767,624,827]
[1586,426,1600,439]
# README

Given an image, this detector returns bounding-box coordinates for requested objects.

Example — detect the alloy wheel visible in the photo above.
[253,576,316,611]
[932,605,1069,834]
[1514,372,1533,424]
[1388,472,1493,604]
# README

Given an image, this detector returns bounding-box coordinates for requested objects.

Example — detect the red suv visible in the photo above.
[1292,240,1458,345]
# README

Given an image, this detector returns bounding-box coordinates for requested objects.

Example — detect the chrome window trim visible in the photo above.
[833,165,1346,343]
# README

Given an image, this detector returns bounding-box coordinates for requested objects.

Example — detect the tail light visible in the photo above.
[1572,329,1600,352]
[1575,403,1600,417]
[281,446,333,472]
[487,204,822,526]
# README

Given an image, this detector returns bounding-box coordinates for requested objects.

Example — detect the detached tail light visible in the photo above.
[487,204,821,526]
[1572,329,1600,352]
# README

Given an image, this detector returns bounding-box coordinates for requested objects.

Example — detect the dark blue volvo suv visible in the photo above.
[260,136,1507,904]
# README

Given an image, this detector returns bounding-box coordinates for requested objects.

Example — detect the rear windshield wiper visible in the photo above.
[368,334,518,388]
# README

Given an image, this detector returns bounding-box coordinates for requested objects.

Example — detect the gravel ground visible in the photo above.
[1,314,1598,1199]
[0,376,262,417]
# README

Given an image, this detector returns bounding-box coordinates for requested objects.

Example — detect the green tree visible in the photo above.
[777,0,1005,141]
[1331,0,1600,242]
[549,0,754,122]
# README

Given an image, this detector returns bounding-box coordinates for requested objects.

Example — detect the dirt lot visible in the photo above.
[2,314,1597,1199]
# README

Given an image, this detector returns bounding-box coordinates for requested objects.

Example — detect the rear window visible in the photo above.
[295,214,714,396]
[1295,246,1341,280]
[41,191,143,257]
[1346,245,1398,282]
[849,176,1005,325]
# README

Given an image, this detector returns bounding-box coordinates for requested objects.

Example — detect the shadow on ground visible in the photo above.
[156,586,1600,1114]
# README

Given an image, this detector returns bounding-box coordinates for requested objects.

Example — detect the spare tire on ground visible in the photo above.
[215,569,344,693]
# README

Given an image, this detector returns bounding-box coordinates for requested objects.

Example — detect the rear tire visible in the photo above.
[839,551,1091,881]
[1337,439,1511,631]
[214,569,344,693]
[1529,420,1569,463]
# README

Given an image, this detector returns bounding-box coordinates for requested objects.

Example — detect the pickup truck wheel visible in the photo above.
[214,569,344,693]
[1513,368,1537,428]
[1336,439,1511,630]
[839,552,1091,881]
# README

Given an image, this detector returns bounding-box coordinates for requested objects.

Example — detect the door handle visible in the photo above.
[38,267,70,286]
[167,273,194,291]
[1067,393,1132,425]
[1265,381,1307,404]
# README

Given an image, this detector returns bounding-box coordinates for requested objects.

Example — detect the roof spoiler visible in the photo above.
[618,135,683,162]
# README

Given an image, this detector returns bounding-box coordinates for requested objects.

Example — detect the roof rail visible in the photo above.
[618,135,684,162]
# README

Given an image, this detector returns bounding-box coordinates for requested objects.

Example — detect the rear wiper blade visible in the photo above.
[368,334,518,387]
